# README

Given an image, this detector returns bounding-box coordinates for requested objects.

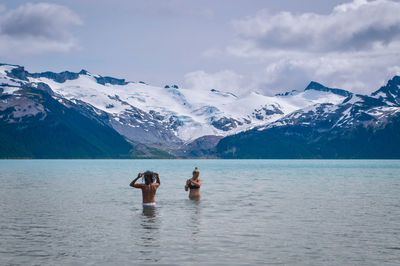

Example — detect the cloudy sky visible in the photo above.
[1,0,400,95]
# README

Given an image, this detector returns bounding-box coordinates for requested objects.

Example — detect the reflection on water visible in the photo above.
[186,199,202,241]
[142,206,157,219]
[137,206,160,262]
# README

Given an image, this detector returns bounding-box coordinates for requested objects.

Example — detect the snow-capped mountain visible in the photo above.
[256,77,400,132]
[2,62,400,158]
[0,63,348,145]
[217,76,400,158]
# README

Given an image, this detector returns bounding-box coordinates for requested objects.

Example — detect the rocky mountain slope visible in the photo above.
[216,76,400,158]
[0,64,171,158]
[1,63,399,158]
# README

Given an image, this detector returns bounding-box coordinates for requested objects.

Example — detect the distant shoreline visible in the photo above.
[2,158,400,160]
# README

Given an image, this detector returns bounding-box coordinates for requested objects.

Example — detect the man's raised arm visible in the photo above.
[130,173,144,188]
[155,173,161,186]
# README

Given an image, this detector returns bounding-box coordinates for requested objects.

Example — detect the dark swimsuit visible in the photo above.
[188,183,200,189]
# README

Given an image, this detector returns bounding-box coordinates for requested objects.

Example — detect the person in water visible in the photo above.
[185,167,202,199]
[130,171,160,206]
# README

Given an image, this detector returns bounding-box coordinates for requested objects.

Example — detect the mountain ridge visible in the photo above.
[1,62,399,158]
[216,76,400,158]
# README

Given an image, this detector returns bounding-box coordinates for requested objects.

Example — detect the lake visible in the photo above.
[1,160,400,265]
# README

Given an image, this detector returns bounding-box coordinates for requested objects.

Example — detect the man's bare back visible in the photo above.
[130,172,160,204]
[138,184,159,203]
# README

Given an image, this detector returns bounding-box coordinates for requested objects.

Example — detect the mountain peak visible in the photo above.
[275,89,298,96]
[386,75,400,88]
[0,63,21,69]
[305,81,325,91]
[371,75,400,105]
[79,69,88,75]
[305,81,352,97]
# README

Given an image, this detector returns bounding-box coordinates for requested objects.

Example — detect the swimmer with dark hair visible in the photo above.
[130,171,160,206]
[185,167,202,199]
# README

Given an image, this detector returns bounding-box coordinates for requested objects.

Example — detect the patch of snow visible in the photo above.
[0,65,350,142]
[0,64,18,75]
[1,86,20,94]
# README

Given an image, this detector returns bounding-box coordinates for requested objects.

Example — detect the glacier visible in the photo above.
[0,63,348,144]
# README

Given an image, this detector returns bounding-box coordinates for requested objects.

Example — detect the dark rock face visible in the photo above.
[3,64,129,85]
[305,81,353,98]
[4,65,82,83]
[275,90,297,96]
[371,76,400,105]
[149,110,165,120]
[94,76,128,85]
[211,117,242,131]
[0,94,46,123]
[252,105,283,120]
[6,66,30,81]
[34,82,54,96]
[29,71,80,83]
[169,115,184,130]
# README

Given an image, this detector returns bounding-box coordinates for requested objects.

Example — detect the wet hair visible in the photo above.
[192,167,200,176]
[143,170,155,185]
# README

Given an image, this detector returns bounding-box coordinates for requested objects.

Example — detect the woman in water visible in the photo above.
[185,167,202,199]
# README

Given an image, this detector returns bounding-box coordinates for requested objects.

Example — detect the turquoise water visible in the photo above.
[0,160,400,265]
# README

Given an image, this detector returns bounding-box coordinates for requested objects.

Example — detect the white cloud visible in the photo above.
[249,46,400,93]
[0,2,82,56]
[232,0,400,53]
[224,0,400,93]
[184,70,245,95]
[334,0,371,12]
[388,65,400,77]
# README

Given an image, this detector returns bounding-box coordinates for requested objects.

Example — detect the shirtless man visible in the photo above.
[130,171,160,206]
